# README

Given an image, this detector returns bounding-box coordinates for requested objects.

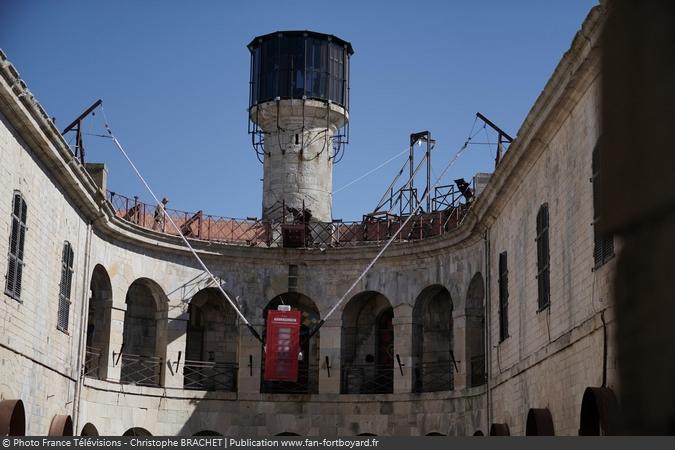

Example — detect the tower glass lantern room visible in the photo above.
[248,31,353,109]
[248,31,354,225]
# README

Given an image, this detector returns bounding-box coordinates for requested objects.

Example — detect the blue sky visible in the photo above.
[1,0,597,220]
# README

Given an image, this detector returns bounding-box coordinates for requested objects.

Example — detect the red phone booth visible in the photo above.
[264,309,302,381]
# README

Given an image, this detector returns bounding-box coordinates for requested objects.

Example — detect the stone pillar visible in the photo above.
[106,304,126,382]
[238,321,264,395]
[393,304,413,394]
[319,318,342,394]
[164,315,188,388]
[452,312,468,391]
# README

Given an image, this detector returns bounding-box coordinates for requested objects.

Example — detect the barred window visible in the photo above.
[5,191,27,301]
[57,241,75,332]
[592,141,614,267]
[536,203,550,311]
[498,251,509,342]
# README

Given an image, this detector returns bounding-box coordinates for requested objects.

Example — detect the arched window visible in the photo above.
[57,241,75,332]
[85,265,113,379]
[412,285,454,392]
[5,191,27,301]
[184,288,238,392]
[261,292,321,394]
[536,203,550,311]
[120,278,168,387]
[466,274,486,387]
[341,291,394,394]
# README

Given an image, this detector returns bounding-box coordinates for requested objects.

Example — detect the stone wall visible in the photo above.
[0,3,617,437]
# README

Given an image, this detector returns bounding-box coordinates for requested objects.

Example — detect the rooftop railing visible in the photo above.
[107,191,470,249]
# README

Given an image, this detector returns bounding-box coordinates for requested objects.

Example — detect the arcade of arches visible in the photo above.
[82,265,486,395]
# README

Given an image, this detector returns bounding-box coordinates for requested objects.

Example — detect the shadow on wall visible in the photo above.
[601,0,675,436]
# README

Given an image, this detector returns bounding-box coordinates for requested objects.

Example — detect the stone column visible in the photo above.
[319,317,342,394]
[238,320,264,395]
[164,314,188,388]
[106,304,126,382]
[453,311,468,391]
[393,304,413,394]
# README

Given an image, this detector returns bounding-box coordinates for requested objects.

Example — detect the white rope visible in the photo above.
[334,147,410,194]
[100,108,255,330]
[323,135,474,322]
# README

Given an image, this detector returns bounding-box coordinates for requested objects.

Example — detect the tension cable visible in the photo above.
[99,107,263,344]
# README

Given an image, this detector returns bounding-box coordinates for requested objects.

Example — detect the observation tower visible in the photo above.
[248,31,354,224]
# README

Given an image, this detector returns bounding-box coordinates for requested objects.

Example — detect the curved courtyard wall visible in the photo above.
[0,5,617,437]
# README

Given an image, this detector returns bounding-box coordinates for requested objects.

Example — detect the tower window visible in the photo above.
[498,251,509,342]
[57,241,75,332]
[592,139,614,267]
[5,191,27,301]
[536,203,550,311]
[288,264,298,291]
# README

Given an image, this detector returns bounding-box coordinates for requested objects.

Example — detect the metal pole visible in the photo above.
[409,137,414,214]
[426,132,431,212]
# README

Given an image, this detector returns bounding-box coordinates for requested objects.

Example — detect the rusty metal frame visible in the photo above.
[489,423,510,436]
[48,414,73,436]
[526,408,555,436]
[0,399,25,436]
[579,386,619,436]
[106,190,472,249]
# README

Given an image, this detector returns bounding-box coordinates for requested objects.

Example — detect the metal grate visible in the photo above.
[413,361,454,393]
[120,353,162,387]
[84,346,101,379]
[106,191,471,249]
[341,364,394,394]
[183,360,237,392]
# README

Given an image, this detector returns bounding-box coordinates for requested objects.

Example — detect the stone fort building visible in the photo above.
[0,5,623,437]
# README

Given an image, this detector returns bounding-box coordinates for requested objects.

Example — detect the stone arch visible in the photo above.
[526,408,555,436]
[341,291,394,394]
[48,415,73,436]
[262,292,321,394]
[578,387,619,435]
[0,399,25,436]
[80,423,99,436]
[275,432,300,436]
[412,285,453,392]
[121,278,168,387]
[473,430,484,436]
[85,264,112,380]
[426,432,446,436]
[357,433,377,436]
[184,287,238,392]
[123,427,152,436]
[193,430,222,436]
[466,273,485,387]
